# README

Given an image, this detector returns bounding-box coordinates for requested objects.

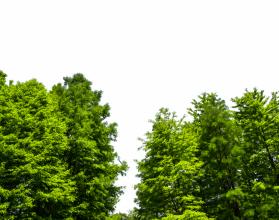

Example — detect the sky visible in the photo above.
[1,0,279,214]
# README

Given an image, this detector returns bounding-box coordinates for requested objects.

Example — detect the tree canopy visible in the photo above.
[0,72,126,219]
[136,91,279,219]
[0,70,278,219]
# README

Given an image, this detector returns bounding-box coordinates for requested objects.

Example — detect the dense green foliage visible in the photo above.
[232,89,279,219]
[189,94,242,219]
[136,109,210,220]
[1,70,279,219]
[0,72,126,219]
[136,91,279,219]
[51,74,127,219]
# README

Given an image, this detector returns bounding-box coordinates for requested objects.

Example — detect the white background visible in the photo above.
[1,0,279,213]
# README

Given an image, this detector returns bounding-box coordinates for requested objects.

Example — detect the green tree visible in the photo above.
[51,73,126,219]
[189,93,242,219]
[0,76,75,219]
[232,89,279,219]
[136,108,208,219]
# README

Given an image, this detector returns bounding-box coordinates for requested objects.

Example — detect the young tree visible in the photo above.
[0,75,75,219]
[51,73,126,219]
[136,108,208,219]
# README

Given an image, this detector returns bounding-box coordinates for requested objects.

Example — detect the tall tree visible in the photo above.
[189,93,242,219]
[51,73,126,219]
[136,108,209,219]
[232,89,279,219]
[0,75,75,219]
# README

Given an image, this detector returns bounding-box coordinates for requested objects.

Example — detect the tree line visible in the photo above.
[134,90,279,219]
[0,71,278,219]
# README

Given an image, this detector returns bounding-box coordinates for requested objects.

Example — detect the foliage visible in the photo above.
[135,108,209,219]
[0,72,126,219]
[232,89,279,219]
[136,91,279,219]
[106,212,128,220]
[0,76,75,219]
[51,73,127,219]
[162,209,213,220]
[1,70,279,219]
[189,93,242,219]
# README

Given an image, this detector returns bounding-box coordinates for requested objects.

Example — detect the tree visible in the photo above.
[136,108,208,219]
[232,89,279,219]
[189,93,242,219]
[0,72,126,219]
[0,76,75,219]
[51,73,127,219]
